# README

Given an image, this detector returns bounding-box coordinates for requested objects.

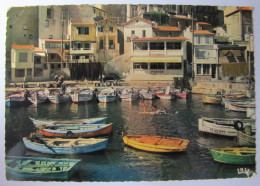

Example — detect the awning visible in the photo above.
[34,53,45,57]
[131,56,182,63]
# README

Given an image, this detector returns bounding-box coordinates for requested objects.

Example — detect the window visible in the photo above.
[205,36,210,44]
[84,43,90,50]
[150,63,165,69]
[23,25,28,30]
[49,35,53,39]
[19,53,28,62]
[195,49,208,59]
[57,64,61,68]
[133,63,148,69]
[100,40,104,49]
[109,40,114,49]
[50,54,55,59]
[77,27,89,35]
[169,32,172,37]
[15,69,25,77]
[142,30,146,37]
[93,8,96,13]
[150,42,164,50]
[98,26,104,32]
[51,64,55,69]
[166,42,181,50]
[197,64,202,74]
[109,27,113,32]
[45,20,49,27]
[131,30,135,36]
[47,8,52,19]
[195,35,200,44]
[203,64,210,75]
[35,57,41,64]
[133,42,148,50]
[29,34,33,39]
[27,69,32,76]
[167,63,182,69]
[34,68,43,77]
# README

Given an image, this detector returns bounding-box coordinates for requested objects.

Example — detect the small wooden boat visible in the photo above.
[5,91,29,107]
[48,91,71,104]
[122,134,189,153]
[28,89,49,106]
[38,123,113,138]
[175,92,187,99]
[70,88,94,103]
[247,107,256,119]
[6,156,81,181]
[210,147,256,165]
[203,95,222,104]
[139,89,155,100]
[225,102,255,112]
[98,88,118,103]
[223,92,245,99]
[237,126,256,147]
[118,88,139,102]
[198,117,255,137]
[29,117,107,127]
[23,135,108,154]
[155,86,176,100]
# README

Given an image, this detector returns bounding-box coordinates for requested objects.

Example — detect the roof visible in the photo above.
[12,44,34,49]
[123,16,153,26]
[153,26,181,32]
[192,30,214,35]
[96,18,118,25]
[225,7,253,17]
[42,39,70,42]
[197,22,211,26]
[132,37,188,41]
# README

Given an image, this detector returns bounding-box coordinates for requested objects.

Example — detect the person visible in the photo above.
[151,103,158,113]
[142,100,148,112]
[61,83,66,94]
[54,75,58,82]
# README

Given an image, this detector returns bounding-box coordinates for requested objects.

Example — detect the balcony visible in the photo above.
[70,48,95,54]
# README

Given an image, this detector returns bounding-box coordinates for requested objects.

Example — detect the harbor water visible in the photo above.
[5,94,255,181]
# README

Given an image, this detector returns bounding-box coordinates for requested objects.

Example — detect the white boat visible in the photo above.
[139,89,155,100]
[198,117,255,137]
[118,88,139,102]
[28,89,49,106]
[98,88,118,103]
[225,102,255,112]
[154,86,176,100]
[48,91,71,104]
[247,107,256,119]
[70,88,94,103]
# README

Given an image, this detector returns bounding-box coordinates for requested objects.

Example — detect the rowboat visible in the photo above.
[198,117,255,137]
[247,107,256,119]
[23,135,108,154]
[98,88,118,103]
[223,92,245,99]
[28,89,49,106]
[122,134,189,153]
[203,95,222,104]
[118,88,139,102]
[48,91,71,104]
[38,123,113,138]
[29,117,107,127]
[5,91,29,107]
[139,89,155,100]
[225,102,255,112]
[237,126,256,147]
[6,156,81,181]
[175,92,187,99]
[154,86,176,100]
[70,88,94,103]
[210,147,256,165]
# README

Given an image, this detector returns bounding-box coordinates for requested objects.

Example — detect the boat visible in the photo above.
[175,91,187,99]
[28,89,49,106]
[29,117,107,127]
[23,135,108,154]
[247,107,256,119]
[139,89,156,100]
[5,156,81,181]
[70,88,94,103]
[122,134,189,153]
[98,88,118,103]
[38,123,113,138]
[198,117,255,137]
[203,95,222,104]
[118,88,139,102]
[5,91,30,107]
[154,86,176,100]
[223,92,245,99]
[48,91,71,104]
[210,147,256,165]
[237,125,256,147]
[225,102,255,112]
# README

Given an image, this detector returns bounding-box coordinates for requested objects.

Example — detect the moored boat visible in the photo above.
[225,102,255,112]
[223,92,245,99]
[139,89,155,100]
[5,91,30,107]
[70,88,94,103]
[237,125,256,147]
[98,88,118,103]
[118,88,139,102]
[122,134,189,153]
[210,147,256,165]
[48,91,71,104]
[38,123,113,138]
[198,117,255,137]
[28,89,49,106]
[6,156,81,181]
[23,135,109,154]
[29,117,107,127]
[203,95,222,104]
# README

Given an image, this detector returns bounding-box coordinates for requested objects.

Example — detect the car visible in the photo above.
[103,73,120,82]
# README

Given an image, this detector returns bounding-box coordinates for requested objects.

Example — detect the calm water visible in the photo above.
[5,94,255,181]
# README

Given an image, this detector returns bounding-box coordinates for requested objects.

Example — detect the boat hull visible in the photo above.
[71,93,94,103]
[237,131,256,147]
[123,135,189,153]
[210,148,255,165]
[23,137,108,154]
[203,95,222,104]
[48,95,71,104]
[155,93,175,100]
[5,97,28,107]
[6,156,81,181]
[98,95,117,103]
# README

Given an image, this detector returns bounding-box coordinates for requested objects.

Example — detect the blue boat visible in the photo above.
[5,92,30,107]
[98,88,118,102]
[6,156,81,181]
[23,136,109,154]
[29,117,107,126]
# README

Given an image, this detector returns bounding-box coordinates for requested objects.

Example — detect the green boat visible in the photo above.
[210,147,256,165]
[6,156,81,181]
